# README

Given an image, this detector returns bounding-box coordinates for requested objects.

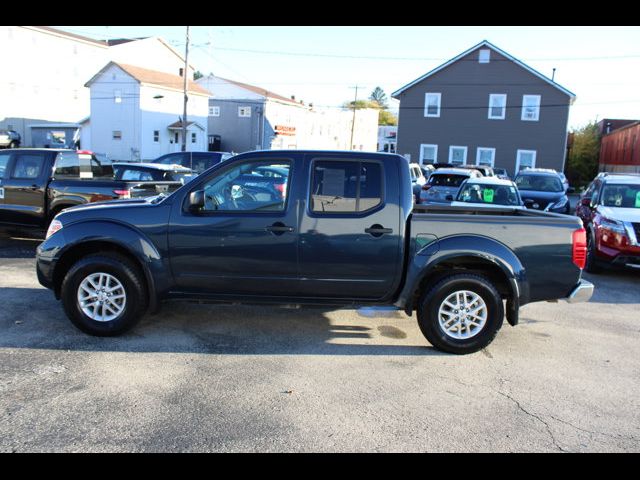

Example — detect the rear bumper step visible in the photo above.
[566,280,594,303]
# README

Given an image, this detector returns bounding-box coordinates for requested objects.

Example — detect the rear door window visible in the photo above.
[12,154,45,179]
[0,152,11,178]
[310,160,383,214]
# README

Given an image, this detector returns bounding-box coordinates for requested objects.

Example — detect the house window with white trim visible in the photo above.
[424,93,441,118]
[209,106,220,117]
[488,94,507,120]
[516,150,537,172]
[449,146,467,165]
[521,95,541,121]
[191,132,197,144]
[113,131,122,141]
[238,106,251,118]
[476,147,496,167]
[153,130,159,143]
[479,49,491,63]
[419,144,438,164]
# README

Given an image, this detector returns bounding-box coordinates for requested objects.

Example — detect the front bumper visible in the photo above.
[566,280,594,303]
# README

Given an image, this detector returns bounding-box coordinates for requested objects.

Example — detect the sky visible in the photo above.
[56,26,640,130]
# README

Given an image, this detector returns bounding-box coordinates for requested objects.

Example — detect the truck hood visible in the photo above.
[518,189,565,202]
[63,197,153,212]
[598,206,640,223]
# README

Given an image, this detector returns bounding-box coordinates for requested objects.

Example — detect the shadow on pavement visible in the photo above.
[0,287,441,356]
[0,232,42,259]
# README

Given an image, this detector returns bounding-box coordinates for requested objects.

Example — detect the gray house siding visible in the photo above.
[207,99,266,153]
[394,46,572,177]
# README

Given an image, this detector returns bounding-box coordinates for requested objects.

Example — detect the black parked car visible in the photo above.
[112,163,197,198]
[514,170,571,214]
[152,151,234,174]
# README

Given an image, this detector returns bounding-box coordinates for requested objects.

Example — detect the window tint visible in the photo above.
[54,152,80,178]
[428,174,468,187]
[89,155,114,178]
[601,184,640,208]
[156,153,188,167]
[0,153,11,178]
[198,160,291,212]
[457,184,520,205]
[118,168,155,181]
[515,175,563,192]
[12,154,44,179]
[310,160,382,214]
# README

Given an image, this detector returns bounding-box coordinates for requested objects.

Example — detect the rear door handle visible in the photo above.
[365,224,393,237]
[266,222,294,235]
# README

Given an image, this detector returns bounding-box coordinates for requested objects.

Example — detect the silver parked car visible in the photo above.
[419,167,482,205]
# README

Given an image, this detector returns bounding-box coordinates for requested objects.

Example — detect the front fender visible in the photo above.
[38,220,171,307]
[395,234,528,315]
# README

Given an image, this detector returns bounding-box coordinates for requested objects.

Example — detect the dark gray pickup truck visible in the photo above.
[0,149,190,230]
[36,150,593,354]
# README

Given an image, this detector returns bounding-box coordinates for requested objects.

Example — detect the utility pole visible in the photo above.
[349,85,358,150]
[181,26,190,152]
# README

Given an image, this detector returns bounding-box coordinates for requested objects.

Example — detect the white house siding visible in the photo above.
[109,37,195,78]
[264,100,309,150]
[0,26,109,146]
[139,85,208,160]
[198,76,265,101]
[88,65,141,161]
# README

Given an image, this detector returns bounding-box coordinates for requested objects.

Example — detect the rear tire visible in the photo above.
[417,273,504,354]
[61,253,148,336]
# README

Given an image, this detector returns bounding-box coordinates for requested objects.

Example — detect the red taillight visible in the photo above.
[113,189,131,199]
[421,184,432,191]
[572,228,587,269]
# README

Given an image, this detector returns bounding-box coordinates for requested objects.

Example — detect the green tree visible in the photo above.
[193,70,204,80]
[378,109,398,126]
[369,87,388,108]
[566,122,600,188]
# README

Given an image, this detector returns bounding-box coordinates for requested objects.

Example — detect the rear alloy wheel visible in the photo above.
[417,273,504,354]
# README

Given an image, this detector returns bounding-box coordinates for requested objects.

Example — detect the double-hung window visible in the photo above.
[424,93,441,118]
[420,144,438,164]
[521,95,541,121]
[516,150,537,172]
[449,146,467,165]
[488,94,506,120]
[476,147,496,167]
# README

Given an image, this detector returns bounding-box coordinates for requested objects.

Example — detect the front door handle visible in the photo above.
[266,222,294,235]
[365,224,393,237]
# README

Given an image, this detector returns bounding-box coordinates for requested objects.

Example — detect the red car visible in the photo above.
[576,173,640,272]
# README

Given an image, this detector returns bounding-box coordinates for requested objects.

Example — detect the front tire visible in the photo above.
[60,253,148,336]
[417,273,504,354]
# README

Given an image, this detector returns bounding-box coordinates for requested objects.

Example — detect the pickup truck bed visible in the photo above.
[35,150,592,354]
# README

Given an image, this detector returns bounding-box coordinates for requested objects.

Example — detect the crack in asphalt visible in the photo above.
[494,390,569,452]
[549,415,639,444]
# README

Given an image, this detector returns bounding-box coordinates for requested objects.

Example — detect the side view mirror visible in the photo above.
[567,187,575,194]
[445,194,454,201]
[189,190,205,211]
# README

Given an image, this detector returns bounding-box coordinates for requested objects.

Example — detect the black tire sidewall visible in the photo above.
[585,233,602,274]
[418,274,504,354]
[61,255,146,336]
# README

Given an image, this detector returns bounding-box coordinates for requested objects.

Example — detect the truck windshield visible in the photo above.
[515,174,563,192]
[601,184,640,208]
[428,174,468,187]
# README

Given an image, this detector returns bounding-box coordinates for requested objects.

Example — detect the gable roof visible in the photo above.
[25,26,109,47]
[85,62,210,96]
[392,40,575,100]
[210,75,303,106]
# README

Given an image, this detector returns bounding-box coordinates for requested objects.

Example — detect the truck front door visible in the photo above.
[297,154,403,300]
[168,154,300,296]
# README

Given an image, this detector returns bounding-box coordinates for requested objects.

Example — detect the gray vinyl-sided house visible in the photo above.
[392,41,575,177]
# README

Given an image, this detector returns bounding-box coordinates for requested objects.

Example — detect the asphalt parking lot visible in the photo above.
[1,233,639,452]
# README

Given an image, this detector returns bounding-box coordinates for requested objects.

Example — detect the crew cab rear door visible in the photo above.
[297,154,403,300]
